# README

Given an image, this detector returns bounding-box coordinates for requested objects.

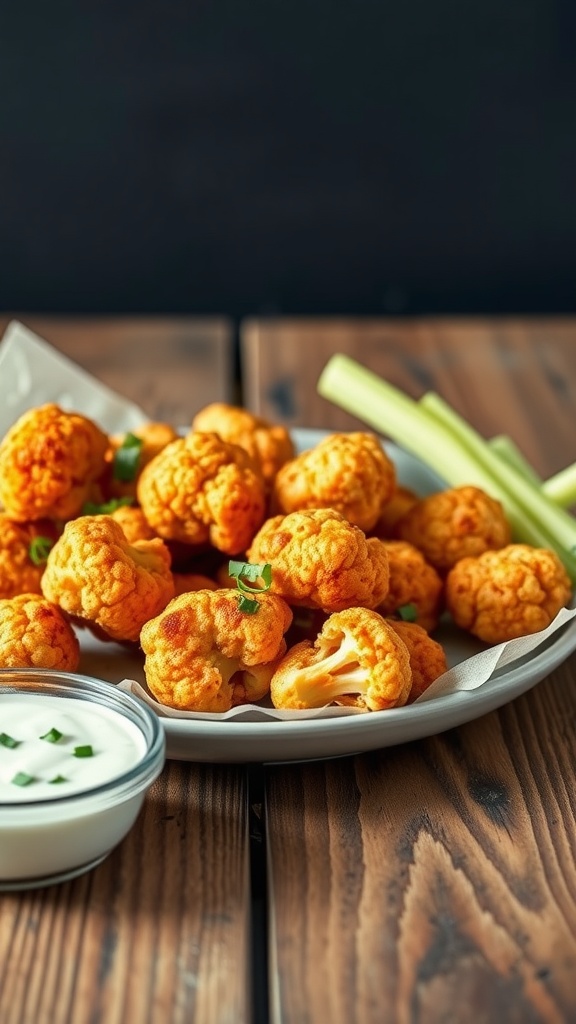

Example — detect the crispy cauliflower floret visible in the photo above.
[270,607,412,710]
[374,539,444,633]
[191,403,295,491]
[104,422,180,500]
[0,515,60,599]
[136,431,267,554]
[0,403,109,522]
[396,485,511,573]
[40,515,175,643]
[386,619,448,702]
[271,432,396,532]
[247,508,390,612]
[172,572,218,596]
[140,588,293,712]
[371,485,420,538]
[109,505,158,543]
[445,543,573,644]
[0,593,80,671]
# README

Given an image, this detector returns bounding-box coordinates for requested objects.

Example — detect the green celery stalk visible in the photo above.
[488,434,542,486]
[542,463,576,509]
[317,355,576,582]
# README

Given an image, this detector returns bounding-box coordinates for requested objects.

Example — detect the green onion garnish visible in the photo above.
[12,772,34,786]
[29,536,54,565]
[73,745,94,758]
[81,496,134,516]
[228,561,273,615]
[237,594,261,614]
[112,433,143,482]
[0,732,20,749]
[397,603,418,622]
[40,727,63,744]
[50,775,67,784]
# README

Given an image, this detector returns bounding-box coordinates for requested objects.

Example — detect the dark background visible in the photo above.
[1,1,575,319]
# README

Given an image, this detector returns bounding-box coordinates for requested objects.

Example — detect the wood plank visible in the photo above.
[0,315,234,427]
[0,761,251,1024]
[253,318,576,1023]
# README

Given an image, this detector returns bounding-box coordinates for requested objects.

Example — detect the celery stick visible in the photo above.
[420,392,576,580]
[542,463,576,509]
[489,434,542,486]
[317,355,576,581]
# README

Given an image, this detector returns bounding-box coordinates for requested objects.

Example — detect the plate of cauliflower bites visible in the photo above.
[0,404,575,763]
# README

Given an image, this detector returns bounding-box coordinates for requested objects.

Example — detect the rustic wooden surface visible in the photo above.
[0,315,235,425]
[242,318,576,1024]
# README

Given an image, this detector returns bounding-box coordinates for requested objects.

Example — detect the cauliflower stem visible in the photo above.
[289,633,369,703]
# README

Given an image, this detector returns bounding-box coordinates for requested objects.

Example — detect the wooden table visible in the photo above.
[2,316,576,1023]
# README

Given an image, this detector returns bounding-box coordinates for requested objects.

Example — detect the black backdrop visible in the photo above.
[1,1,575,317]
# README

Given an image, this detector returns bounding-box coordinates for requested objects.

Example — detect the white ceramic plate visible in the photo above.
[76,428,576,763]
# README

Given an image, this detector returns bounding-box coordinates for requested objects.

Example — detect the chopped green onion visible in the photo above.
[0,732,20,749]
[113,433,143,482]
[237,594,261,614]
[29,536,54,565]
[12,772,34,786]
[40,727,63,744]
[81,496,134,516]
[49,774,67,784]
[73,744,94,758]
[397,603,417,622]
[228,561,272,593]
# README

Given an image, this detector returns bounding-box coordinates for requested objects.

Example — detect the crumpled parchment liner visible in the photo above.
[2,320,576,722]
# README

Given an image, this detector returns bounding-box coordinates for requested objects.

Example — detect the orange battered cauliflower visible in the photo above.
[0,593,80,671]
[445,543,572,644]
[386,619,448,702]
[104,421,180,500]
[172,572,218,596]
[0,515,59,599]
[0,403,109,522]
[140,588,293,712]
[396,485,511,573]
[41,515,175,643]
[109,504,158,543]
[374,539,444,633]
[271,432,396,532]
[191,403,295,491]
[270,607,412,710]
[371,485,420,538]
[136,431,267,554]
[247,508,390,612]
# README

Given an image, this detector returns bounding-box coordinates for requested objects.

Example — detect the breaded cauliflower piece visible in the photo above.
[0,593,80,671]
[140,588,293,712]
[271,432,396,532]
[136,431,267,554]
[397,485,511,573]
[0,515,59,599]
[0,403,109,522]
[445,543,573,644]
[386,619,448,702]
[104,422,180,500]
[374,539,444,633]
[41,515,175,643]
[172,572,218,596]
[110,505,158,543]
[371,485,420,538]
[270,607,412,710]
[247,508,390,612]
[191,403,295,491]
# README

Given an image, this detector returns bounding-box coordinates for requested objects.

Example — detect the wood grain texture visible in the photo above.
[0,315,234,426]
[0,762,251,1024]
[249,318,576,1023]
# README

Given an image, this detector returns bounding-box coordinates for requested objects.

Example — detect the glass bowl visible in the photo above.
[0,668,166,890]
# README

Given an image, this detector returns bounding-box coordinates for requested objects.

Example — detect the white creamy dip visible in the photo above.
[0,694,147,804]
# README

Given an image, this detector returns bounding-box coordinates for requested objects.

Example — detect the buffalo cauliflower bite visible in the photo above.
[0,403,109,522]
[104,421,180,500]
[0,515,59,599]
[247,508,390,612]
[41,515,175,643]
[0,593,80,671]
[136,431,267,554]
[396,485,511,573]
[371,485,420,538]
[110,504,158,543]
[445,543,572,644]
[271,432,396,532]
[140,588,293,712]
[374,539,444,633]
[191,403,295,491]
[386,619,448,702]
[172,572,218,596]
[270,607,412,710]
